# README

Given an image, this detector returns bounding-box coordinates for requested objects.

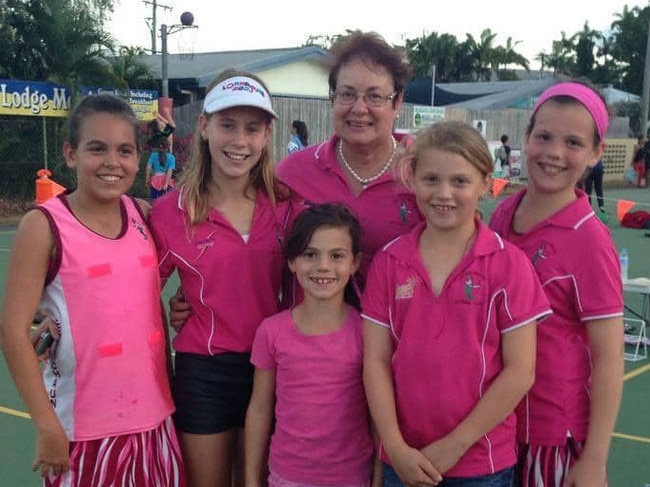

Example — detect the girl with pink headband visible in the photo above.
[489,81,624,487]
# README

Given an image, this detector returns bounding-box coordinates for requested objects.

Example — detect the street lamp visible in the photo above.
[160,11,197,98]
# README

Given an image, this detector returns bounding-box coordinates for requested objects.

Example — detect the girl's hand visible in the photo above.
[563,455,606,487]
[389,444,442,486]
[33,424,70,478]
[30,315,60,362]
[169,286,191,332]
[420,435,467,475]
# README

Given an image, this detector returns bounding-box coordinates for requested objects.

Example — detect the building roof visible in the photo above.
[137,45,328,90]
[435,79,557,109]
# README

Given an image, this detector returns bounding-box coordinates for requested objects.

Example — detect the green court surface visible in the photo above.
[1,186,650,485]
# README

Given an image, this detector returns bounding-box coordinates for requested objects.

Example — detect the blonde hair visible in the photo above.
[179,68,287,225]
[401,121,494,182]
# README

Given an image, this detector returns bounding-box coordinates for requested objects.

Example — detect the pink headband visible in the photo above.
[532,82,609,139]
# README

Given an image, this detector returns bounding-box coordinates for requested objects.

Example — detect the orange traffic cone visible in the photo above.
[35,169,66,204]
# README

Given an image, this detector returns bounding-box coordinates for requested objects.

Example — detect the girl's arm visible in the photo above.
[0,210,69,477]
[245,367,276,487]
[565,317,623,487]
[421,322,536,474]
[363,320,441,486]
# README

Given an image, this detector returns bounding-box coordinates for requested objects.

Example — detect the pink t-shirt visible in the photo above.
[150,188,297,355]
[361,220,551,477]
[489,189,624,445]
[277,133,422,279]
[251,308,373,485]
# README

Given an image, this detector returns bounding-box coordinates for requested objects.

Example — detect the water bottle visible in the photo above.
[619,248,629,282]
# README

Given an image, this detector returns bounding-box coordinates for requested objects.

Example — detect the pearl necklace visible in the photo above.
[338,136,397,186]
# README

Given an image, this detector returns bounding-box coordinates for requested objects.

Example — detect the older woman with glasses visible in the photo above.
[277,30,422,280]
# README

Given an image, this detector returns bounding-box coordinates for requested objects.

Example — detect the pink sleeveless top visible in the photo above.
[38,195,174,441]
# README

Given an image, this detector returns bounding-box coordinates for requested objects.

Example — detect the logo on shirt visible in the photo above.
[464,275,481,300]
[399,201,413,223]
[531,243,547,268]
[130,218,148,240]
[196,231,217,259]
[395,276,419,300]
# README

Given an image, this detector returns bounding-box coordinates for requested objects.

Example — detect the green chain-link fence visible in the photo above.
[0,115,157,214]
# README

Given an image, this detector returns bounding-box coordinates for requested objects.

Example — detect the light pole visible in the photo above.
[160,11,197,98]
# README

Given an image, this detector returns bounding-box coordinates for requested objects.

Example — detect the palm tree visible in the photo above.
[111,46,155,90]
[2,0,117,90]
[465,29,498,81]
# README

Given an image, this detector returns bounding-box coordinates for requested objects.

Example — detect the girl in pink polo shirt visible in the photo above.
[149,68,297,487]
[1,94,184,486]
[245,203,375,487]
[489,82,624,487]
[362,121,550,486]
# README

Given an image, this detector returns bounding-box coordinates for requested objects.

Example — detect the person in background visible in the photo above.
[363,121,550,486]
[632,135,646,187]
[146,137,176,200]
[149,68,297,487]
[583,158,606,215]
[287,119,308,154]
[489,81,624,487]
[0,93,185,486]
[147,108,176,151]
[245,203,376,487]
[495,134,511,178]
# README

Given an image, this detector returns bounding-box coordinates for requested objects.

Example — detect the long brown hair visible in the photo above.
[179,68,288,225]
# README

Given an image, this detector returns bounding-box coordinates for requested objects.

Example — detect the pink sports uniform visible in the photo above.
[489,189,624,446]
[251,308,373,485]
[277,133,421,278]
[37,194,183,486]
[361,220,551,477]
[150,188,296,355]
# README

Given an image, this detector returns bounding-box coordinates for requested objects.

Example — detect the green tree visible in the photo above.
[464,29,498,81]
[111,46,155,90]
[610,4,648,94]
[571,22,601,78]
[0,0,117,90]
[491,37,530,80]
[405,32,461,81]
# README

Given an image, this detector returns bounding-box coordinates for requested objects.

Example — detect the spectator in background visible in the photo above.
[583,158,606,215]
[633,135,646,187]
[147,108,176,151]
[287,119,308,153]
[145,137,176,200]
[496,134,511,178]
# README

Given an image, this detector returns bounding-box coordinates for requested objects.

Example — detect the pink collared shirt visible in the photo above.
[277,133,422,279]
[489,189,624,445]
[362,220,551,477]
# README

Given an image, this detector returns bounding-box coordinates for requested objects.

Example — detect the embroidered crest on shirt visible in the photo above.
[130,218,149,240]
[395,276,418,299]
[464,275,480,300]
[195,231,217,260]
[531,243,548,267]
[399,201,413,223]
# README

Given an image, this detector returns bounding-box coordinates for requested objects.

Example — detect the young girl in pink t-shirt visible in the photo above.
[489,81,624,487]
[362,121,550,486]
[245,203,376,487]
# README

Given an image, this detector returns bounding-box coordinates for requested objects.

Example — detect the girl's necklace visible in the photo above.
[338,136,397,186]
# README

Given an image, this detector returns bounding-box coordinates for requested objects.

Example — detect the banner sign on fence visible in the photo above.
[0,79,71,117]
[0,79,158,120]
[412,106,445,129]
[81,87,158,121]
